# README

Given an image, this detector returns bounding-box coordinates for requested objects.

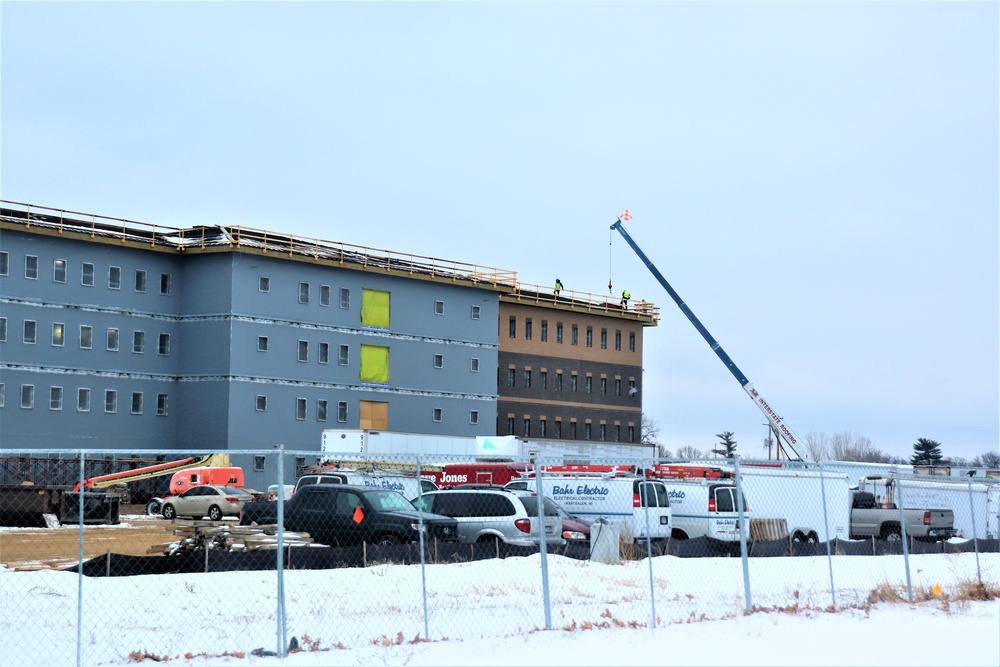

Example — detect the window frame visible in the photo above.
[255,395,267,412]
[25,255,38,279]
[158,333,170,356]
[338,344,349,366]
[157,393,168,416]
[339,287,350,309]
[257,336,269,352]
[81,263,95,286]
[23,320,36,345]
[470,305,480,320]
[109,266,121,290]
[53,259,67,283]
[49,386,63,411]
[433,354,443,369]
[131,391,143,415]
[51,322,65,347]
[258,276,270,292]
[134,269,147,293]
[297,340,309,362]
[434,300,444,315]
[317,399,328,422]
[295,397,307,420]
[78,388,91,412]
[160,273,171,295]
[320,284,331,306]
[132,330,145,354]
[21,384,34,409]
[105,389,117,414]
[318,342,329,364]
[298,282,309,304]
[337,401,348,423]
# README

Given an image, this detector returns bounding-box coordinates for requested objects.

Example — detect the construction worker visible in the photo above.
[554,278,563,296]
[620,289,631,309]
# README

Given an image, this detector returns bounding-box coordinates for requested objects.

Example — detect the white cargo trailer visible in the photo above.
[738,467,852,542]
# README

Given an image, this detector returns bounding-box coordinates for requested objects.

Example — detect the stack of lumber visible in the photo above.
[148,521,313,555]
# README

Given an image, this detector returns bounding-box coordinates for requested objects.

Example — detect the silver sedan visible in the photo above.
[161,485,254,520]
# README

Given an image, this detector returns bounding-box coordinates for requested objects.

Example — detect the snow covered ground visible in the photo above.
[1,551,997,666]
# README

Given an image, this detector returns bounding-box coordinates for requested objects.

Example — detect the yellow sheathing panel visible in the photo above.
[361,289,391,328]
[360,344,390,383]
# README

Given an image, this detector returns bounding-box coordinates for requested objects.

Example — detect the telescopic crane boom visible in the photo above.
[611,216,804,460]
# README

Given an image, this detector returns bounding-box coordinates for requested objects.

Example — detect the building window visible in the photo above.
[298,282,309,304]
[157,394,168,416]
[320,285,331,306]
[600,328,607,349]
[615,424,621,442]
[109,266,121,289]
[571,324,578,345]
[470,410,479,425]
[615,379,622,396]
[628,425,635,443]
[540,320,548,342]
[78,330,101,359]
[318,342,329,364]
[434,300,444,315]
[0,318,6,342]
[25,255,38,279]
[629,379,636,397]
[338,344,349,365]
[339,288,350,309]
[555,420,562,439]
[361,288,391,328]
[160,273,171,295]
[525,319,532,340]
[555,372,563,391]
[556,323,563,344]
[539,419,546,437]
[507,368,516,387]
[433,407,442,422]
[49,386,63,411]
[134,270,146,293]
[295,457,306,470]
[629,332,636,352]
[297,340,308,362]
[585,376,592,393]
[615,330,622,351]
[470,305,481,320]
[571,374,578,392]
[78,388,91,412]
[258,276,270,292]
[158,333,170,355]
[508,316,516,338]
[105,389,117,413]
[82,263,95,286]
[570,422,578,439]
[337,401,348,422]
[0,251,7,275]
[317,399,328,422]
[584,423,592,440]
[295,398,307,420]
[523,369,531,388]
[586,326,593,347]
[599,424,606,441]
[506,417,515,435]
[51,323,65,347]
[133,331,145,354]
[131,392,143,415]
[540,370,547,390]
[470,358,480,372]
[53,259,67,283]
[600,377,607,395]
[257,336,268,352]
[107,328,119,351]
[255,395,267,412]
[21,384,34,409]
[23,320,36,344]
[433,354,443,369]
[254,456,265,472]
[523,419,530,437]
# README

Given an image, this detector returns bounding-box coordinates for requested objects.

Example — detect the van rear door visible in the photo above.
[633,480,671,539]
[708,485,749,541]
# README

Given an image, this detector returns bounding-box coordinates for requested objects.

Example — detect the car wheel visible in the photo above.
[162,504,177,520]
[791,531,806,543]
[806,532,819,544]
[671,529,689,540]
[882,527,902,542]
[208,505,223,521]
[376,534,400,546]
[146,500,161,516]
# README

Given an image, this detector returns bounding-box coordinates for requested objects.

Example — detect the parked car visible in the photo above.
[293,471,437,500]
[240,484,459,547]
[161,485,254,520]
[554,502,592,544]
[411,489,565,547]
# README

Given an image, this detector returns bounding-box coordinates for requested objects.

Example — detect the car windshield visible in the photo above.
[365,490,415,512]
[553,503,573,519]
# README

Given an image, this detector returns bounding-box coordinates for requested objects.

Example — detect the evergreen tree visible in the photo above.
[712,431,738,459]
[910,438,944,465]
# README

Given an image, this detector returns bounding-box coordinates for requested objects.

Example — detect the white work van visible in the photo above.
[503,474,672,542]
[653,477,750,542]
[294,469,438,501]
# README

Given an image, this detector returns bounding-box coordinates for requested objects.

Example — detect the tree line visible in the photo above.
[640,415,999,468]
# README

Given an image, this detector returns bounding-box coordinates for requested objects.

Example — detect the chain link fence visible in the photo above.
[1,449,997,665]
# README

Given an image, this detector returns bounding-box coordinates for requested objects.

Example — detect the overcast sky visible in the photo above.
[2,2,997,463]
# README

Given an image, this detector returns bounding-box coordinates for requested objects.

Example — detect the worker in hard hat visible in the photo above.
[554,278,563,296]
[620,289,630,309]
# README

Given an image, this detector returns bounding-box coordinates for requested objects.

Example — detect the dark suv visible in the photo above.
[240,484,459,547]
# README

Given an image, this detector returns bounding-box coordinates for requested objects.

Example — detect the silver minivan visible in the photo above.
[412,489,565,547]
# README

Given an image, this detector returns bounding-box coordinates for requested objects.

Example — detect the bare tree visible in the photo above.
[806,430,890,463]
[804,431,830,462]
[641,413,660,446]
[972,451,1000,469]
[675,445,704,460]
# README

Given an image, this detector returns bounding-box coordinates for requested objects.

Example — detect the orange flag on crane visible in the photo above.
[621,209,632,221]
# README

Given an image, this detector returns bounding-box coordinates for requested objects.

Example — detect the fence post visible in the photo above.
[76,451,85,667]
[967,479,982,585]
[818,462,836,609]
[416,455,430,640]
[733,457,752,613]
[535,456,551,630]
[641,460,658,629]
[893,467,914,602]
[276,446,287,657]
